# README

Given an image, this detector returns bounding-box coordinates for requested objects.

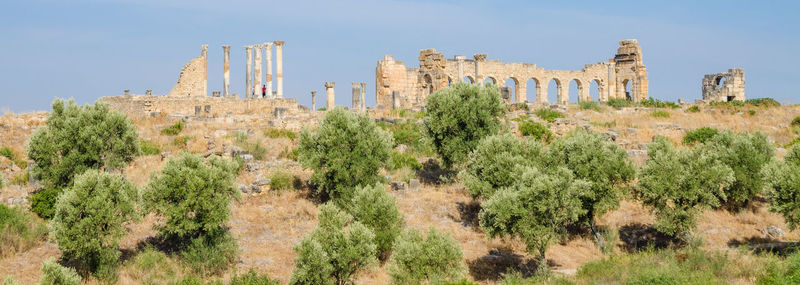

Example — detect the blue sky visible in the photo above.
[1,0,798,113]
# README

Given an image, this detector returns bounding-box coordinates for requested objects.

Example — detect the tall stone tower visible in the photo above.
[612,39,648,102]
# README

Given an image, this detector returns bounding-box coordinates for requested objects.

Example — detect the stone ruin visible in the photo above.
[702,68,745,102]
[375,39,649,109]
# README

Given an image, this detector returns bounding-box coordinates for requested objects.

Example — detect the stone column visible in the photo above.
[253,44,263,98]
[222,45,231,97]
[325,82,335,110]
[473,54,487,84]
[201,44,208,97]
[392,91,400,109]
[360,82,366,111]
[352,83,361,110]
[311,91,317,111]
[274,41,285,98]
[455,55,466,82]
[606,60,616,102]
[264,42,274,99]
[245,46,253,99]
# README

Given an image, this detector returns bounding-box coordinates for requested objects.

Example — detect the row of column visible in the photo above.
[316,82,367,112]
[232,41,284,99]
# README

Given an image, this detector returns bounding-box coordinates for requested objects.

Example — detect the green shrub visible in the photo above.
[748,110,757,116]
[792,116,800,127]
[745,98,780,107]
[578,101,603,111]
[140,139,161,156]
[423,82,506,168]
[388,151,422,171]
[0,204,48,257]
[480,166,588,271]
[683,127,719,145]
[687,106,700,113]
[377,120,433,157]
[533,109,564,123]
[129,247,179,285]
[9,172,28,186]
[29,186,59,219]
[180,231,239,276]
[459,134,544,199]
[160,121,185,136]
[289,203,377,285]
[0,173,3,188]
[388,227,465,284]
[758,250,800,284]
[518,120,552,142]
[230,269,280,285]
[650,110,670,118]
[263,128,297,140]
[40,258,81,285]
[637,136,734,237]
[2,276,20,285]
[173,135,192,148]
[348,184,404,260]
[547,129,635,236]
[233,132,267,160]
[28,98,139,189]
[707,131,774,209]
[764,145,800,230]
[144,153,240,242]
[605,98,632,109]
[298,108,393,203]
[270,170,294,192]
[639,98,679,109]
[52,170,139,278]
[0,147,26,169]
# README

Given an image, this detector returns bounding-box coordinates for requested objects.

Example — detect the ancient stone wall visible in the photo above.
[167,45,208,97]
[101,95,301,120]
[376,39,649,109]
[702,68,745,102]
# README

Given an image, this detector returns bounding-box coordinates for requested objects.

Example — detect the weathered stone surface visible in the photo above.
[391,181,408,192]
[168,45,208,97]
[703,68,745,102]
[254,175,271,186]
[764,225,786,238]
[408,179,420,191]
[245,162,261,172]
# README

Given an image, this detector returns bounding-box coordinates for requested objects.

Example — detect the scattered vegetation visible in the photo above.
[263,128,297,140]
[533,109,564,123]
[387,227,465,284]
[650,110,670,118]
[518,119,552,142]
[347,184,404,260]
[387,151,422,171]
[764,144,800,230]
[290,203,377,285]
[52,170,139,279]
[459,134,544,199]
[230,269,280,285]
[423,82,506,168]
[278,146,298,161]
[180,231,239,276]
[298,108,393,203]
[710,98,781,108]
[40,258,81,285]
[172,135,192,148]
[9,172,28,186]
[377,120,432,156]
[234,132,267,160]
[687,105,700,113]
[160,121,185,136]
[270,170,294,192]
[139,139,161,156]
[683,127,719,145]
[792,116,800,127]
[0,146,26,169]
[30,186,59,219]
[639,97,680,109]
[0,204,48,257]
[605,98,632,109]
[578,101,603,111]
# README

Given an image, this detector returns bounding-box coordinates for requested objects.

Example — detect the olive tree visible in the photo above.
[479,166,588,271]
[459,134,544,199]
[298,108,393,202]
[143,153,240,242]
[387,227,465,284]
[764,144,800,230]
[51,170,138,278]
[348,184,404,260]
[637,136,734,238]
[706,131,774,209]
[290,203,377,285]
[423,82,506,168]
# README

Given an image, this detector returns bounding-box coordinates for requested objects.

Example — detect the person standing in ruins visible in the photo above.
[262,85,267,98]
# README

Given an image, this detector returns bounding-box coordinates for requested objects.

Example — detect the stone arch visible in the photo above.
[547,78,562,104]
[484,76,498,86]
[622,79,632,100]
[569,78,583,103]
[505,77,520,102]
[590,79,602,101]
[527,77,542,103]
[715,76,726,88]
[423,73,433,96]
[464,75,475,83]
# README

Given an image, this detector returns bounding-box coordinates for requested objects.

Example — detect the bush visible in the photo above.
[230,269,280,285]
[129,247,180,284]
[706,131,774,209]
[687,105,700,113]
[637,136,734,237]
[140,139,161,156]
[173,136,192,148]
[160,121,185,136]
[29,187,59,219]
[144,153,240,242]
[683,127,719,145]
[0,146,26,169]
[348,184,404,260]
[422,82,506,168]
[639,98,679,109]
[792,116,800,127]
[2,276,20,285]
[0,173,3,188]
[263,128,297,140]
[28,98,139,189]
[278,146,299,161]
[480,166,588,271]
[547,129,635,237]
[0,204,48,257]
[270,170,294,192]
[578,101,603,111]
[289,203,377,285]
[298,108,393,202]
[758,250,800,284]
[746,98,780,107]
[180,231,239,276]
[605,98,632,109]
[40,258,81,285]
[533,109,564,123]
[518,120,552,142]
[388,151,422,171]
[9,172,28,186]
[377,120,431,155]
[52,170,139,278]
[387,227,465,284]
[650,110,670,118]
[764,145,800,230]
[459,134,544,199]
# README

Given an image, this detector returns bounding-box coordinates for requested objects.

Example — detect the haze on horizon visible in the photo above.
[1,0,798,113]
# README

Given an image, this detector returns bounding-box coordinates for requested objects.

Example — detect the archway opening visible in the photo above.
[447,77,452,87]
[526,78,540,103]
[484,77,497,87]
[464,76,475,84]
[423,74,433,96]
[590,79,601,101]
[623,79,631,100]
[547,78,560,104]
[505,78,518,102]
[716,76,726,88]
[568,79,580,103]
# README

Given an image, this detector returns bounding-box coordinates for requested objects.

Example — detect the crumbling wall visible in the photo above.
[703,68,745,102]
[375,55,421,109]
[613,39,649,102]
[101,95,301,119]
[167,45,208,97]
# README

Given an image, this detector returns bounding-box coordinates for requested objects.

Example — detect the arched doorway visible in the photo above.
[526,78,540,103]
[568,79,581,103]
[590,79,601,101]
[424,74,433,96]
[547,78,561,104]
[464,76,475,84]
[505,78,519,102]
[622,79,631,100]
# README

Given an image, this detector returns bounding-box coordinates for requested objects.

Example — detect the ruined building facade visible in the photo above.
[375,39,649,109]
[702,68,745,102]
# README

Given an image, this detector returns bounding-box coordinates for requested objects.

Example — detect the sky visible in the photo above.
[1,0,798,113]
